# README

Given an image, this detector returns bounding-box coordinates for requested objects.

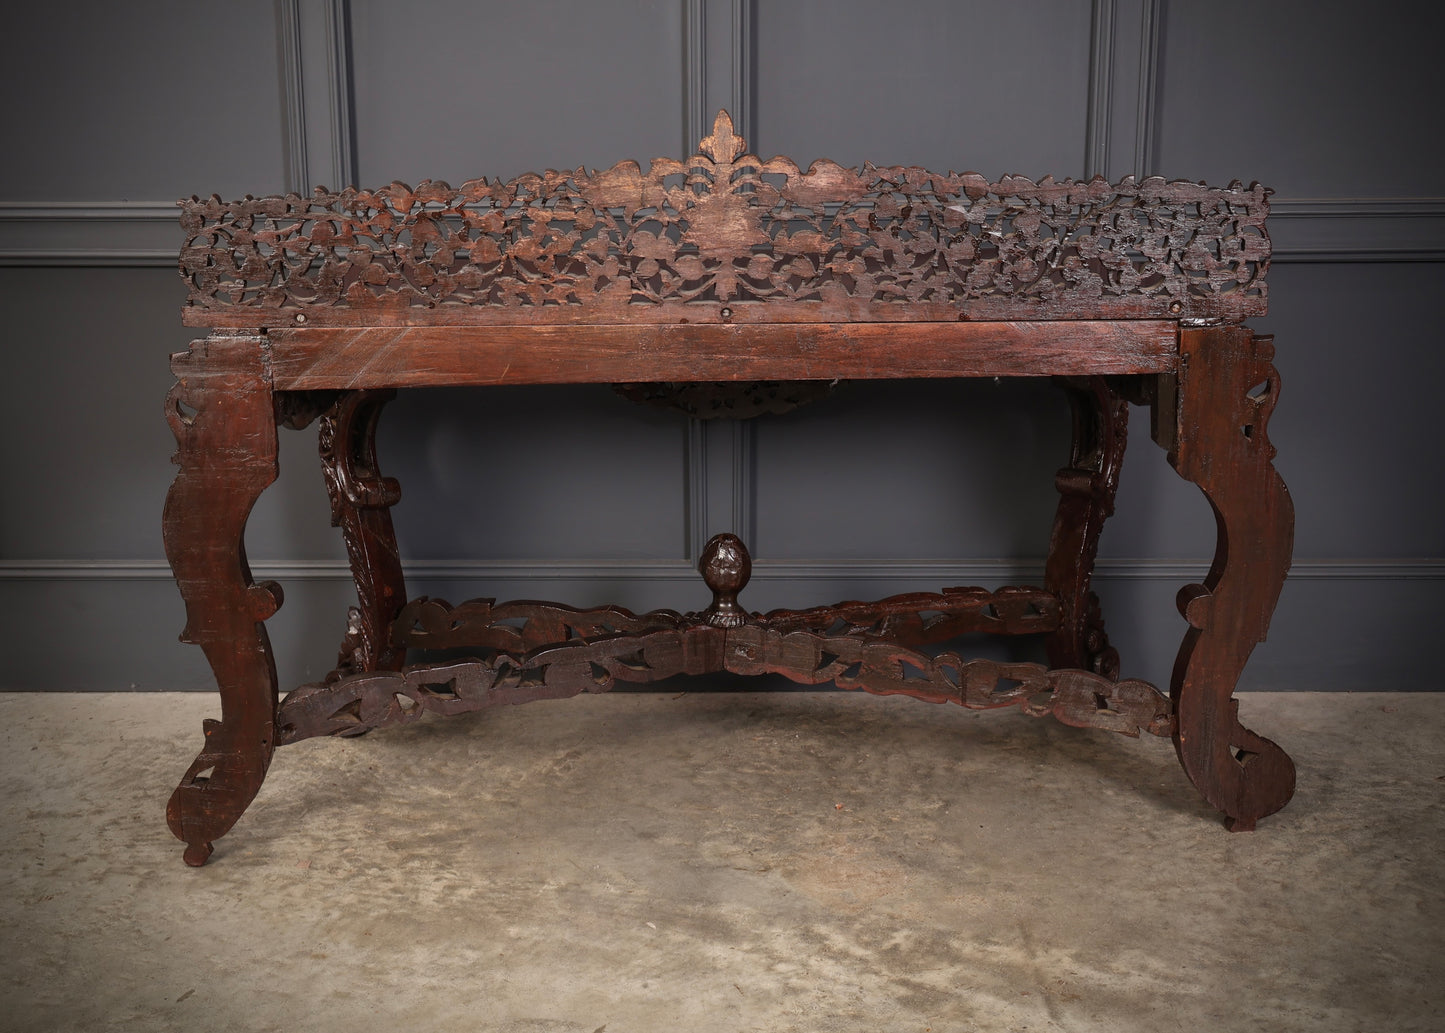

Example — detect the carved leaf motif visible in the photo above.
[699,109,746,164]
[180,110,1270,325]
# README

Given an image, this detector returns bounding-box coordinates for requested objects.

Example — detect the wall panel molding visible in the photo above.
[1,196,1437,269]
[6,558,1440,584]
[276,0,309,193]
[0,203,177,267]
[1270,198,1445,263]
[1084,0,1115,179]
[684,417,756,562]
[280,0,356,191]
[1134,0,1163,177]
[686,418,708,559]
[684,0,755,154]
[0,1,355,268]
[680,0,758,560]
[15,193,1427,269]
[1089,0,1162,180]
[730,0,755,149]
[682,0,707,157]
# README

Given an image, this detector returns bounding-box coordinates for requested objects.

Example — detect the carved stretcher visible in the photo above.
[165,111,1294,865]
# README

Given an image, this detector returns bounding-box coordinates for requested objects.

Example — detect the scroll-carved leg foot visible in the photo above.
[1159,326,1296,829]
[163,334,282,865]
[182,841,215,867]
[319,390,407,676]
[1045,376,1128,678]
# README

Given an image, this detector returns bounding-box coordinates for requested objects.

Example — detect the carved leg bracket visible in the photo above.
[319,390,407,676]
[163,334,281,865]
[1045,376,1128,678]
[1157,326,1296,830]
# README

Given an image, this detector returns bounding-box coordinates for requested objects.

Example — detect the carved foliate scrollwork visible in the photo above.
[277,533,1166,747]
[392,537,1062,656]
[317,390,407,676]
[278,624,1173,746]
[394,596,687,655]
[273,390,342,430]
[390,585,1057,658]
[393,584,1061,662]
[181,111,1268,326]
[1045,377,1129,678]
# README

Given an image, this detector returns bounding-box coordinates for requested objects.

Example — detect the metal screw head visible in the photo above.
[1168,301,1183,315]
[294,312,308,323]
[719,307,733,320]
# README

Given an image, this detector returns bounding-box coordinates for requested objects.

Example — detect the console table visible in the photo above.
[165,111,1294,866]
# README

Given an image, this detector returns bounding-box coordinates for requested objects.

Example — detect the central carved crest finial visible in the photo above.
[699,532,752,628]
[698,109,746,163]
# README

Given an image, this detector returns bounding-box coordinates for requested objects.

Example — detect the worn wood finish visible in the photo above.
[318,390,408,676]
[180,111,1268,328]
[1157,326,1296,830]
[1044,376,1129,678]
[162,335,282,866]
[164,111,1296,863]
[278,629,1175,746]
[392,586,1061,659]
[751,586,1059,645]
[277,534,1171,746]
[266,320,1180,390]
[611,379,840,419]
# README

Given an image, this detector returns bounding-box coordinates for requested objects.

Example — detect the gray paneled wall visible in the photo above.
[1,1,1441,691]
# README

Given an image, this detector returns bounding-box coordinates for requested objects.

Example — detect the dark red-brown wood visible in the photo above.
[317,390,408,675]
[1044,376,1129,678]
[180,111,1268,328]
[265,320,1179,390]
[164,111,1295,864]
[1156,325,1296,829]
[277,535,1172,746]
[163,334,282,866]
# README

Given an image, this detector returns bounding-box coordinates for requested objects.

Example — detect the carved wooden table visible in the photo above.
[166,112,1293,866]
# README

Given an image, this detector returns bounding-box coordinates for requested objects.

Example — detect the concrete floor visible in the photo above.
[0,689,1440,1033]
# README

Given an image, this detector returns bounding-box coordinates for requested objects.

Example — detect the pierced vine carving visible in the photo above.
[395,596,687,655]
[392,585,1058,657]
[280,533,1165,746]
[392,535,1061,658]
[756,586,1059,644]
[393,583,1061,658]
[278,625,1173,746]
[181,110,1269,327]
